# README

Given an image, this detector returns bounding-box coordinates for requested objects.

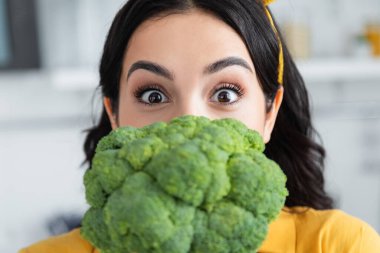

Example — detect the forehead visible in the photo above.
[123,9,253,70]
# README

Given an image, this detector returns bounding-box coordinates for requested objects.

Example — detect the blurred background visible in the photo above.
[0,0,379,252]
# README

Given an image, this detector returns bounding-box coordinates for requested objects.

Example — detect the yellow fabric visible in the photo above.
[19,207,380,253]
[263,0,284,85]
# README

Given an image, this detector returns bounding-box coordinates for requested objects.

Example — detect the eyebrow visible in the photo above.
[127,56,253,81]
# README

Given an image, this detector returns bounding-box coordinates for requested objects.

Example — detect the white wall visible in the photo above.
[0,72,98,252]
[271,0,380,57]
[309,79,380,231]
[35,0,126,68]
[0,127,88,252]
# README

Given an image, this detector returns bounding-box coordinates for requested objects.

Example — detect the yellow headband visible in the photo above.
[263,0,284,85]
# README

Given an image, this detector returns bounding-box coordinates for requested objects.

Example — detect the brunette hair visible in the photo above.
[83,0,334,210]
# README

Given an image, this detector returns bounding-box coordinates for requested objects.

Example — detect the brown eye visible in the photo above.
[217,90,233,102]
[148,91,162,103]
[211,89,240,104]
[140,90,168,104]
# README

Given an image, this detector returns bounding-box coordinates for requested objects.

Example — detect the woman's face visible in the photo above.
[104,9,283,143]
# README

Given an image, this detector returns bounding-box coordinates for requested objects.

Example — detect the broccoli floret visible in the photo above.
[81,115,288,253]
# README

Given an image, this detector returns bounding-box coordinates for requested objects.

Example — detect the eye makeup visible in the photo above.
[132,82,245,107]
[211,83,245,97]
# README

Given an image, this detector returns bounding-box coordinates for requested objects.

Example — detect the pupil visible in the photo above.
[149,92,162,103]
[218,91,231,102]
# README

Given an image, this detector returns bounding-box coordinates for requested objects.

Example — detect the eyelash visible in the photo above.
[214,83,245,101]
[133,83,245,106]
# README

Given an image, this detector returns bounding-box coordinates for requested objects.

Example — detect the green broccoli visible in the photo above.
[81,115,288,253]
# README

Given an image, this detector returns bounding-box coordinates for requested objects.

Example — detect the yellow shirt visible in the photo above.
[19,207,380,253]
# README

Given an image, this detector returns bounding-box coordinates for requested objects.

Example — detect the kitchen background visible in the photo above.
[0,0,379,252]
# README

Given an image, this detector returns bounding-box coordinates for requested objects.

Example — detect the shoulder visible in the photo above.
[290,207,380,252]
[19,228,97,253]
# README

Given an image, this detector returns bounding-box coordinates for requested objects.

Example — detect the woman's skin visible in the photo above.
[104,9,283,143]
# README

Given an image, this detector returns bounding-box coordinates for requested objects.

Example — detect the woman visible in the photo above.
[20,0,380,252]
